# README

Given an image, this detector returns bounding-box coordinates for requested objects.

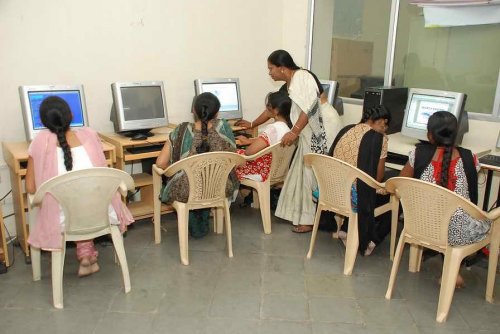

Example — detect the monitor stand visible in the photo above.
[120,130,154,138]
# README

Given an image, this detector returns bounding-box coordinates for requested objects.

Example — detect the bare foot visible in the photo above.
[364,241,376,256]
[438,273,466,289]
[337,231,347,247]
[78,256,93,277]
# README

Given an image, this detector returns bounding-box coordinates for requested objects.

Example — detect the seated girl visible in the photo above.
[235,91,292,182]
[400,111,490,288]
[156,92,239,238]
[328,105,391,256]
[25,96,134,277]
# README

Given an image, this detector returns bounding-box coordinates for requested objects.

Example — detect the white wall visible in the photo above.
[0,0,310,235]
[0,0,311,145]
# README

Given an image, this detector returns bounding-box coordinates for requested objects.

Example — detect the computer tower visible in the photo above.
[363,87,408,134]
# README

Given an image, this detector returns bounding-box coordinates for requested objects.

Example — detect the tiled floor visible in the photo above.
[1,206,499,334]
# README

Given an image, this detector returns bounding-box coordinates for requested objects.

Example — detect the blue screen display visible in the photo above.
[28,90,85,130]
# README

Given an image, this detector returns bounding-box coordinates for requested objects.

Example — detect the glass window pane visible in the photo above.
[393,1,500,115]
[311,0,391,99]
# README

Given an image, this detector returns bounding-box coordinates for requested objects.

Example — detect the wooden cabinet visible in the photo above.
[99,127,175,223]
[1,141,116,263]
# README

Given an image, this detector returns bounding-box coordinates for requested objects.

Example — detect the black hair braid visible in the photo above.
[196,105,210,154]
[439,145,453,189]
[56,128,73,171]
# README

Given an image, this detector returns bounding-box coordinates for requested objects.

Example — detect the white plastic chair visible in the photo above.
[152,152,245,265]
[240,142,296,234]
[304,153,396,275]
[385,177,500,323]
[29,167,134,309]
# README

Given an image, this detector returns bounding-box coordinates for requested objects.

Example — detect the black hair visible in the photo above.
[268,49,301,70]
[360,105,391,125]
[193,92,221,153]
[40,96,73,171]
[268,50,324,96]
[427,111,458,188]
[267,91,292,129]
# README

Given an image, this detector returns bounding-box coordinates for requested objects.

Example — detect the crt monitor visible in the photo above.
[319,80,339,105]
[19,84,89,141]
[194,78,242,120]
[110,81,168,137]
[401,88,468,144]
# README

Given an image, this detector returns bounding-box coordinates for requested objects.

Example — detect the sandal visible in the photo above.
[292,225,313,233]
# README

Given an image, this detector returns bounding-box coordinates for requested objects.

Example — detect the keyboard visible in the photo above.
[479,154,500,167]
[233,131,251,138]
[386,151,408,166]
[126,144,164,154]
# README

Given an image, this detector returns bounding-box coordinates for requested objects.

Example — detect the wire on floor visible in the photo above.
[0,190,12,202]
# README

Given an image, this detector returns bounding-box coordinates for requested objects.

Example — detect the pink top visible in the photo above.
[27,127,134,250]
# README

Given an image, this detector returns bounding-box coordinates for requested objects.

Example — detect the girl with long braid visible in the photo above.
[400,111,491,287]
[156,92,239,238]
[26,96,134,277]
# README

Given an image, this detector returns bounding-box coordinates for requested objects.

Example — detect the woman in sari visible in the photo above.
[156,92,239,238]
[237,50,340,232]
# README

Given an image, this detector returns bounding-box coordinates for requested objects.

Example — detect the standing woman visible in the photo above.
[238,50,338,232]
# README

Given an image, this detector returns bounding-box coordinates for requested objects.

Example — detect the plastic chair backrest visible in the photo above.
[385,177,484,248]
[164,152,245,205]
[31,167,134,236]
[268,142,296,185]
[304,153,384,217]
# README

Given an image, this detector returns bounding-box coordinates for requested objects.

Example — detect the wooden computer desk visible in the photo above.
[1,140,116,264]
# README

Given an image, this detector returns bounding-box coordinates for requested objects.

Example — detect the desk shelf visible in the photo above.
[99,129,174,227]
[132,173,153,187]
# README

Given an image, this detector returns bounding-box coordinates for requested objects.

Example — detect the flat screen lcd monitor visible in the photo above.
[319,80,339,105]
[194,78,242,120]
[401,88,467,142]
[110,81,168,136]
[19,85,88,141]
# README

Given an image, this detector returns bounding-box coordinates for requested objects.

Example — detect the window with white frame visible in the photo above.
[309,0,500,118]
[310,0,392,99]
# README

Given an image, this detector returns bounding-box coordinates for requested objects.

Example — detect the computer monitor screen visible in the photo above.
[110,81,168,137]
[194,78,242,120]
[19,85,89,141]
[319,80,339,105]
[401,88,467,143]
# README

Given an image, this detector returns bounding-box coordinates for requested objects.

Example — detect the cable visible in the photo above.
[0,190,12,202]
[3,223,15,267]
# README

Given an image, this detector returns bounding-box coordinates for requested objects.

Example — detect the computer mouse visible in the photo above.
[131,133,148,141]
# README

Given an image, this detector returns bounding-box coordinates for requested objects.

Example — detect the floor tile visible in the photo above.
[0,205,498,333]
[262,293,309,321]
